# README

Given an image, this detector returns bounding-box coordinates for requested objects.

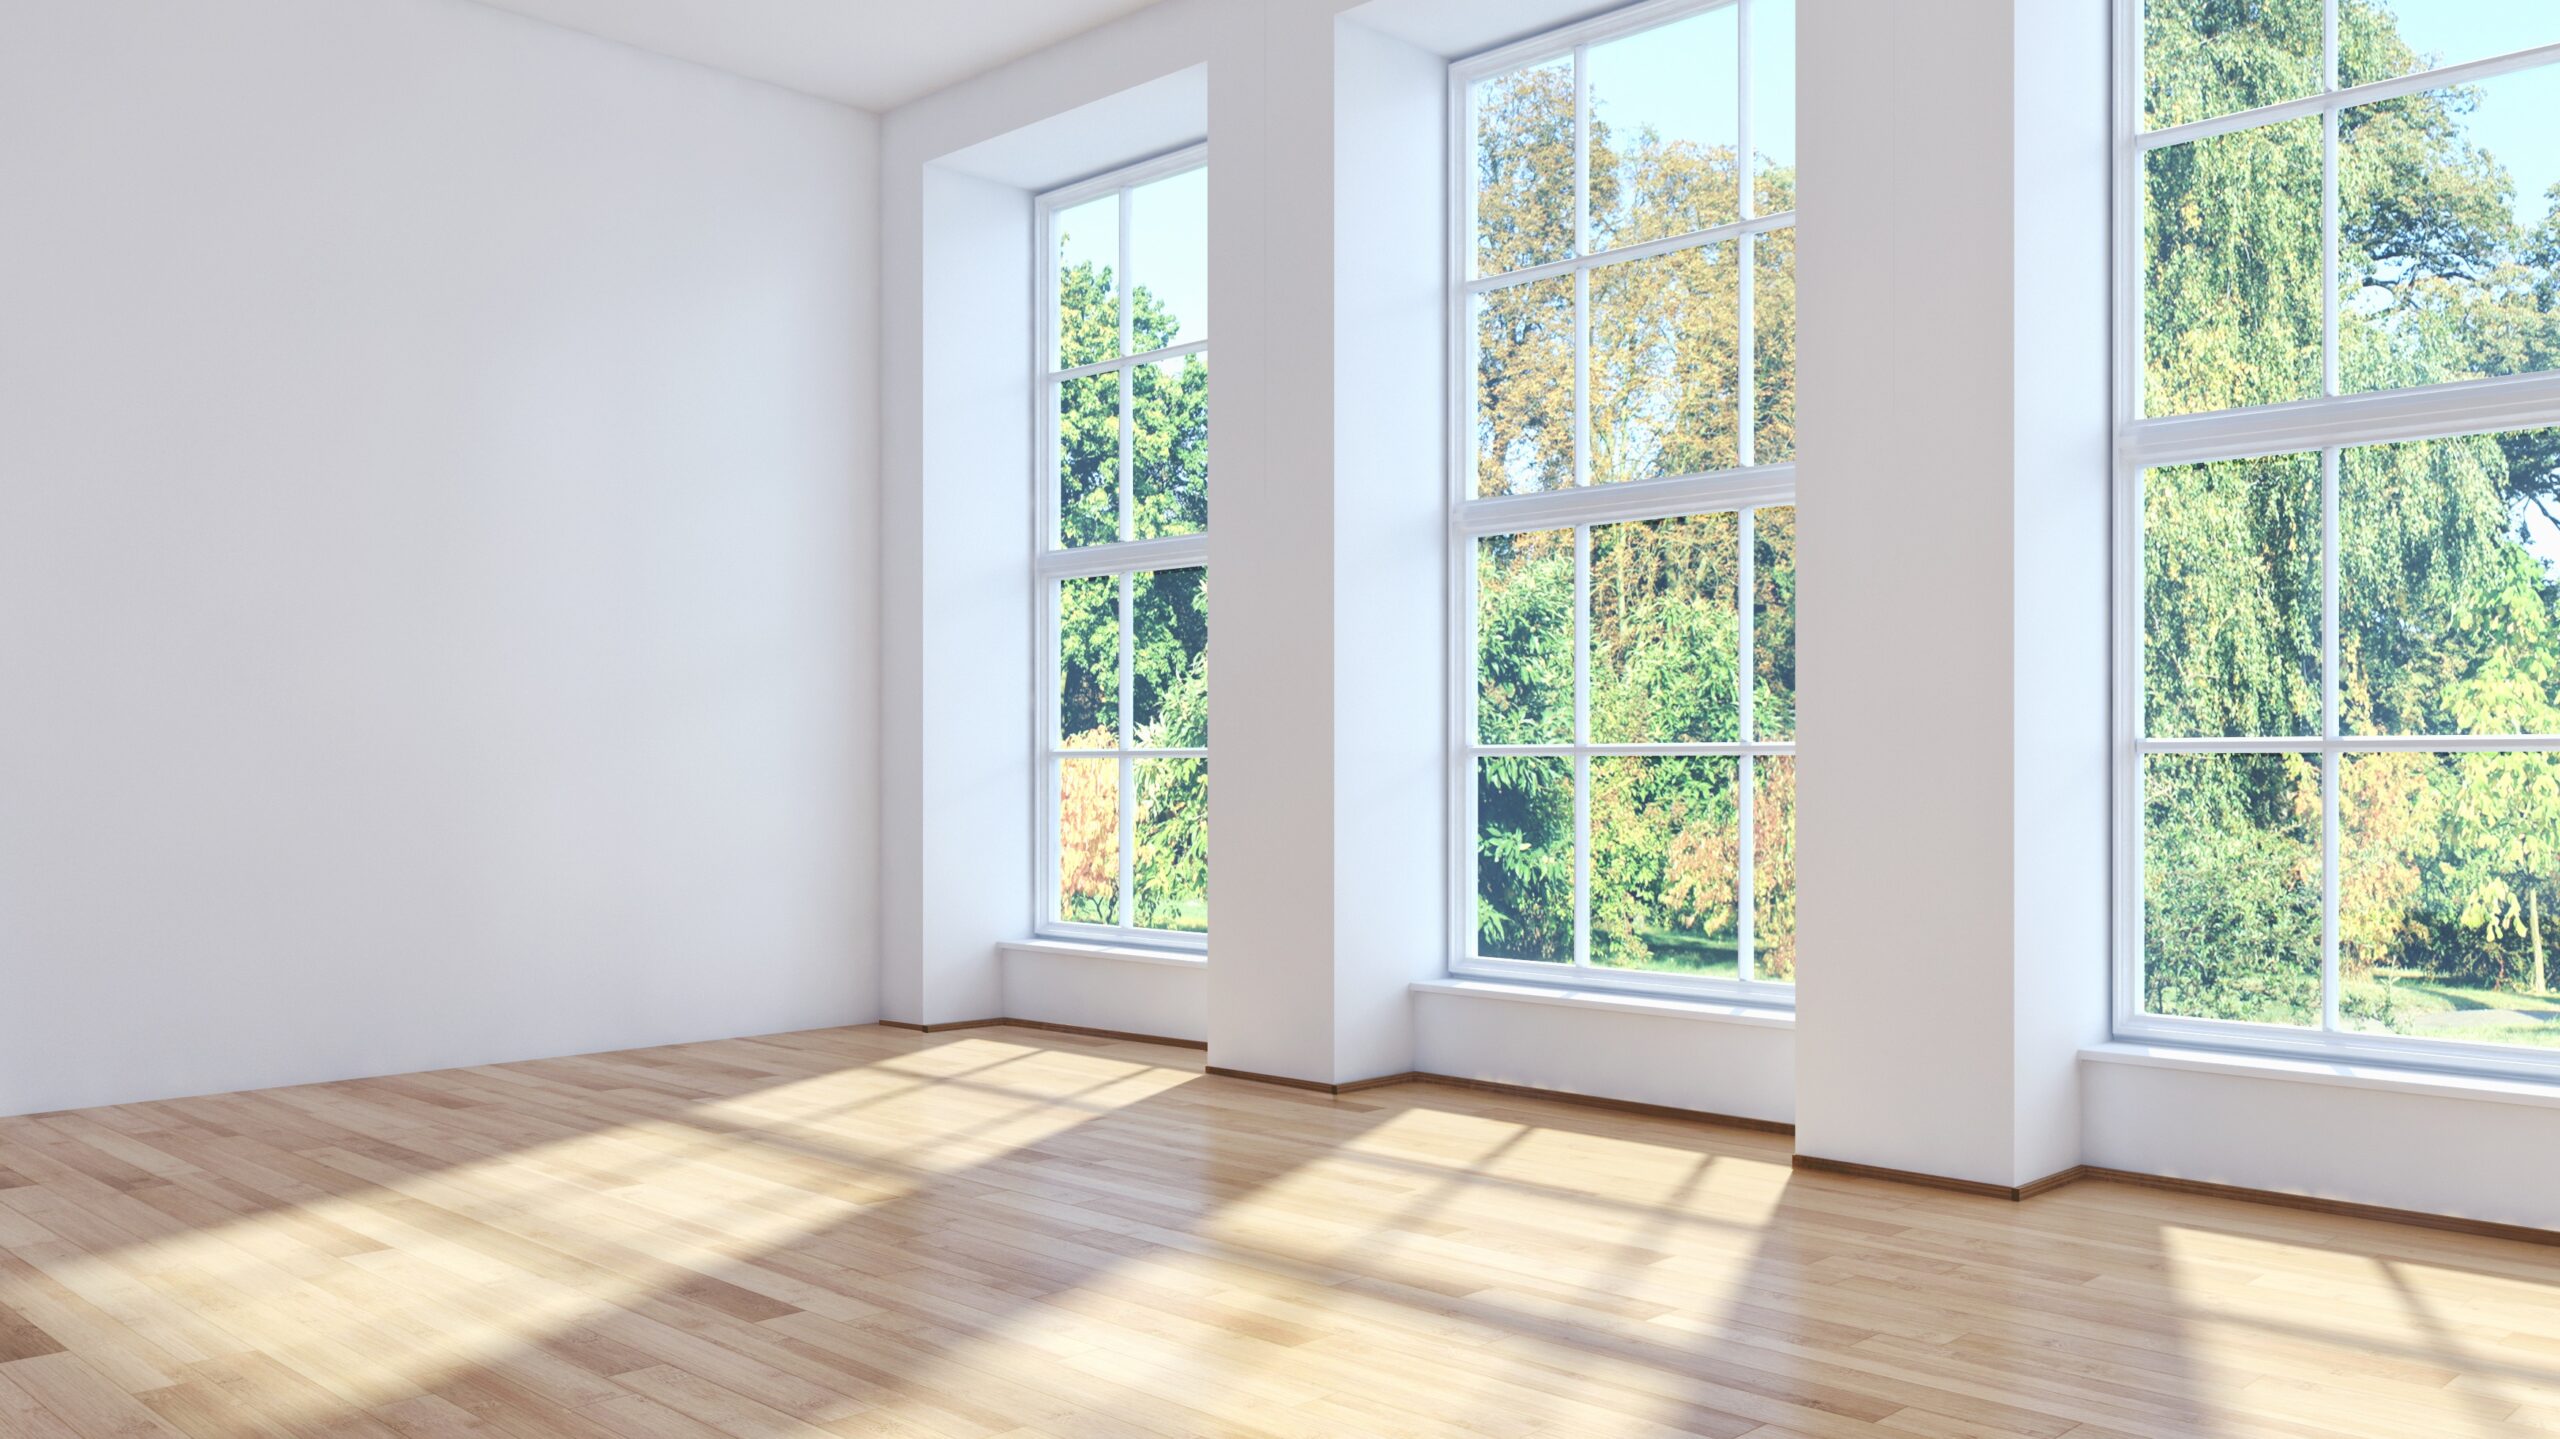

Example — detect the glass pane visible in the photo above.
[1477,755,1574,962]
[1590,242,1741,484]
[1474,53,1576,278]
[1052,193,1120,369]
[2143,116,2324,417]
[1129,167,1207,350]
[1133,567,1208,748]
[1473,275,1576,497]
[1057,373,1121,548]
[2142,751,2324,1027]
[1754,755,1797,984]
[2343,428,2560,737]
[1133,354,1208,539]
[1753,506,1797,742]
[2341,65,2560,395]
[1058,757,1121,926]
[2142,0,2324,132]
[1591,756,1738,975]
[1753,227,1796,464]
[1056,575,1119,750]
[2342,3,2560,87]
[1135,758,1208,934]
[2144,454,2323,739]
[1589,513,1740,745]
[1751,0,1797,206]
[1587,7,1739,252]
[1477,530,1576,745]
[2340,751,2560,1044]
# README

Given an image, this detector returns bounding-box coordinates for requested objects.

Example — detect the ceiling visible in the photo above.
[466,0,1170,111]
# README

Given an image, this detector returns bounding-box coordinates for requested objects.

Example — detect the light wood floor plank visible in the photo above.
[5,1025,2559,1436]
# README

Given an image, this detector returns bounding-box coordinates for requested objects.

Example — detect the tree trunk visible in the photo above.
[2532,886,2547,997]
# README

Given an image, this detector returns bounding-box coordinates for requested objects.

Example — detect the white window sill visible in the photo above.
[1000,938,1207,968]
[2082,1040,2560,1112]
[1410,977,1796,1028]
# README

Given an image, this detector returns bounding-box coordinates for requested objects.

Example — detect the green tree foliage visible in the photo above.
[2142,0,2560,1035]
[1471,51,1800,974]
[1053,226,1211,932]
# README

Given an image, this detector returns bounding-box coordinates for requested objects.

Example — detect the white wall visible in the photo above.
[2085,1053,2560,1231]
[0,0,880,1116]
[1002,947,1209,1044]
[1415,989,1795,1124]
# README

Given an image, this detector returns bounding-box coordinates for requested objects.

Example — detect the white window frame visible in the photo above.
[1446,0,1798,1004]
[2110,0,2560,1078]
[1033,144,1210,952]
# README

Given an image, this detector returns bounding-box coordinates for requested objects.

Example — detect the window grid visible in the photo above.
[2114,0,2560,1078]
[1450,0,1797,1003]
[1035,146,1209,950]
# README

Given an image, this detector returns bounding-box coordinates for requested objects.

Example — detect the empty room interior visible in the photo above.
[13,0,2560,1434]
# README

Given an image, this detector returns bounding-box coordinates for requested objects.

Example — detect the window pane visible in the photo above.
[2142,0,2323,132]
[1135,758,1207,934]
[1129,167,1207,350]
[1587,7,1739,252]
[2340,64,2560,395]
[2343,428,2560,737]
[1477,530,1576,745]
[1057,575,1119,750]
[1057,373,1121,548]
[2144,454,2323,739]
[2342,4,2560,87]
[1053,194,1120,369]
[1477,755,1574,962]
[1474,53,1576,278]
[1474,275,1576,497]
[1751,0,1796,206]
[1589,514,1740,745]
[1753,227,1796,465]
[1590,242,1741,484]
[2143,116,2323,417]
[1058,757,1121,926]
[1753,506,1796,742]
[1133,567,1208,748]
[2142,751,2324,1027]
[2340,751,2560,1045]
[1591,756,1738,975]
[1755,754,1797,984]
[1132,355,1208,540]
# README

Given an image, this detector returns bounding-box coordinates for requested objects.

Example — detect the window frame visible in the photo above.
[2110,0,2560,1079]
[1446,0,1799,1004]
[1033,144,1211,952]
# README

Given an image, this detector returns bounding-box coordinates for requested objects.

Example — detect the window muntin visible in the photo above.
[2119,2,2560,1073]
[1454,0,1797,999]
[1039,149,1209,946]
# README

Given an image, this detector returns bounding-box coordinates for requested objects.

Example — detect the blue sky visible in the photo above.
[2389,3,2560,230]
[1054,167,1208,350]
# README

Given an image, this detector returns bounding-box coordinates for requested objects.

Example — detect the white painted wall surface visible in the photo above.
[1001,949,1209,1044]
[2084,1056,2560,1231]
[0,0,879,1116]
[1414,991,1795,1126]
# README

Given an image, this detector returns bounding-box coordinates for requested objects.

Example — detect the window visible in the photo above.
[1451,0,1797,999]
[1037,149,1209,946]
[2118,1,2560,1074]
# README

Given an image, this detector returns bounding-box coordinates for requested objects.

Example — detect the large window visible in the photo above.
[1037,149,1210,946]
[1451,0,1798,999]
[2119,1,2560,1073]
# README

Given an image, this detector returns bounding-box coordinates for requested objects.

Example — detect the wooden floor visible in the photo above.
[4,1028,2559,1438]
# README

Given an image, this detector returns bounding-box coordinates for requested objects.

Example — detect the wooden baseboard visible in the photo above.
[1793,1154,2085,1202]
[2076,1166,2560,1247]
[1204,1066,1417,1094]
[874,1019,1207,1050]
[1406,1074,1794,1135]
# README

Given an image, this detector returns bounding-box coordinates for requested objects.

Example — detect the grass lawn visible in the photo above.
[2347,969,2560,1048]
[1595,930,1740,979]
